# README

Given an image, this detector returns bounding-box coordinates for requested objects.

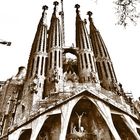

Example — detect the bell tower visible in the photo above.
[88,11,118,92]
[21,6,49,111]
[75,5,98,84]
[44,1,63,95]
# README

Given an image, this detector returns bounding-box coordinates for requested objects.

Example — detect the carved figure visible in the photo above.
[75,112,85,132]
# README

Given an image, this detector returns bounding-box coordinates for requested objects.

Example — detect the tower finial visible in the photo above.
[42,5,48,11]
[41,5,48,26]
[75,4,80,14]
[87,11,93,19]
[53,1,59,14]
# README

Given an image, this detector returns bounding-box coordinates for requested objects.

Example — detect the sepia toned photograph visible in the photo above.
[0,0,140,139]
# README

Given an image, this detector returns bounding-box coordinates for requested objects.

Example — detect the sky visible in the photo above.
[0,0,140,99]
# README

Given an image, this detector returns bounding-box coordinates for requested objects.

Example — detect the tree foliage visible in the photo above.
[115,0,140,27]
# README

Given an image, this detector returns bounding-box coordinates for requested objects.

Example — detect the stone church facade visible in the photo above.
[0,1,140,140]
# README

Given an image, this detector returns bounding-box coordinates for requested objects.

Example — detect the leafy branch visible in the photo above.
[114,0,140,27]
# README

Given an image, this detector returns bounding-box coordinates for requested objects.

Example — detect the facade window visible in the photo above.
[91,35,98,58]
[22,105,25,114]
[59,51,61,67]
[50,52,52,68]
[100,37,107,57]
[107,62,113,79]
[58,23,61,46]
[43,79,47,99]
[103,61,108,78]
[83,25,89,49]
[96,36,103,57]
[84,53,88,68]
[55,23,57,46]
[111,64,117,81]
[80,54,84,69]
[42,28,46,52]
[96,62,103,80]
[38,28,43,52]
[88,54,93,70]
[44,57,48,76]
[54,51,57,67]
[30,58,34,78]
[81,36,85,49]
[41,57,44,75]
[36,57,40,74]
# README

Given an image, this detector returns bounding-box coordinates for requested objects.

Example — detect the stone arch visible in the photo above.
[66,97,113,140]
[36,114,61,140]
[63,52,78,75]
[18,129,32,140]
[63,48,78,56]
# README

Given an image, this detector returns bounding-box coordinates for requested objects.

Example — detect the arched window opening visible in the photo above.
[55,22,57,46]
[44,57,48,76]
[84,53,88,68]
[41,57,44,75]
[88,54,93,70]
[36,57,40,74]
[102,61,108,78]
[63,52,78,74]
[59,51,61,67]
[54,51,57,67]
[50,52,52,68]
[107,62,113,79]
[22,105,25,114]
[96,62,103,80]
[81,54,84,69]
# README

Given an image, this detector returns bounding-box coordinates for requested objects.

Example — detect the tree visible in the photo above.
[114,0,140,26]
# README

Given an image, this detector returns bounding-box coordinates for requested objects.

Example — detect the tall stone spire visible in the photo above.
[44,1,63,95]
[26,5,48,80]
[88,11,118,91]
[22,6,49,111]
[60,0,65,46]
[75,5,98,83]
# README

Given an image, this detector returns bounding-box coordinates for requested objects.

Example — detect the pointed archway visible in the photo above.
[36,114,61,140]
[18,129,32,140]
[66,98,113,140]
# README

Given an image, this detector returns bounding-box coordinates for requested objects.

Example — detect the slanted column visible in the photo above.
[91,99,121,140]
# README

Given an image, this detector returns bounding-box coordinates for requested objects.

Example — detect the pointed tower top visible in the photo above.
[40,5,48,26]
[87,11,94,23]
[87,11,97,31]
[42,5,48,11]
[87,11,93,19]
[75,4,80,14]
[53,1,59,15]
[42,5,48,16]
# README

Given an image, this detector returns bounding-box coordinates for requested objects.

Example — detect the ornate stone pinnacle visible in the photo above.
[42,5,48,11]
[53,1,59,6]
[87,11,93,18]
[75,4,80,10]
[75,4,80,14]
